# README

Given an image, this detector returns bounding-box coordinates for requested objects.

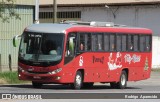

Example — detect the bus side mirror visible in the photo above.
[13,35,21,47]
[69,37,75,56]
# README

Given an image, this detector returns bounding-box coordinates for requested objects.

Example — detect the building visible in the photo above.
[0,0,35,71]
[40,0,160,68]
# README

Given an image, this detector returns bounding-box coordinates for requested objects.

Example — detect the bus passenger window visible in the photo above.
[79,33,91,51]
[111,44,115,51]
[133,35,139,51]
[116,35,122,51]
[85,33,91,51]
[97,34,103,51]
[104,34,109,51]
[128,35,134,51]
[146,36,151,51]
[110,34,116,51]
[140,35,145,52]
[80,43,84,51]
[66,33,76,57]
[122,35,127,51]
[98,43,102,50]
[129,44,133,51]
[92,34,97,51]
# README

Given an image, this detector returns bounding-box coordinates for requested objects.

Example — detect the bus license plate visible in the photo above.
[33,76,41,79]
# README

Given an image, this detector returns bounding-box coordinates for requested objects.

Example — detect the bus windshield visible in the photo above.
[19,32,64,62]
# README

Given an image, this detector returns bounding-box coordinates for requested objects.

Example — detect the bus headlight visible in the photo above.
[18,66,25,73]
[48,68,62,74]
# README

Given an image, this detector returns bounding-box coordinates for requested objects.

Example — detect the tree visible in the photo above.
[0,0,20,22]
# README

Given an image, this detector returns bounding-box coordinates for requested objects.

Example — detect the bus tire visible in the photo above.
[71,71,83,89]
[117,71,127,89]
[32,81,42,88]
[83,82,94,89]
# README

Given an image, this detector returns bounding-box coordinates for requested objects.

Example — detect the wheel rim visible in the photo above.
[76,75,81,87]
[121,74,126,86]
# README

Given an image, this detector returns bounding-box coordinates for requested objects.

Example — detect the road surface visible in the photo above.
[0,71,159,101]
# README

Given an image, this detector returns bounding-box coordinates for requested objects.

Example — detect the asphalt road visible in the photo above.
[0,72,160,93]
[0,71,160,101]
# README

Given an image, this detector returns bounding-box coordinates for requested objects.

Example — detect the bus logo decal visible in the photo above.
[107,52,122,70]
[124,54,141,64]
[79,56,84,66]
[144,57,149,70]
[93,56,104,64]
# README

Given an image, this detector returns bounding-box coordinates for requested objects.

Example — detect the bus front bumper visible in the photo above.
[18,71,63,83]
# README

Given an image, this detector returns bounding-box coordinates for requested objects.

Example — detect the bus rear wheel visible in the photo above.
[110,71,127,89]
[71,71,83,89]
[32,81,43,88]
[117,71,127,89]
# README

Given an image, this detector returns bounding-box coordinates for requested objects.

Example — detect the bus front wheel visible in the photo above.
[71,71,83,89]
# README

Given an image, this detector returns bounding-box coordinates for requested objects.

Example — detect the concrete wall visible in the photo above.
[40,5,160,35]
[81,5,160,36]
[152,36,160,68]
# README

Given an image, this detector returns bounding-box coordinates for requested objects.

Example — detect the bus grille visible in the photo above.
[27,71,48,74]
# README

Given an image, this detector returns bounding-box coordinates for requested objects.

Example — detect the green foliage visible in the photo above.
[0,71,28,84]
[151,68,160,72]
[0,0,21,22]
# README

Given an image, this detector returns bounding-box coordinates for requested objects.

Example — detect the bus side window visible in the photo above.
[97,33,103,51]
[80,42,84,51]
[92,33,103,51]
[66,33,76,57]
[65,40,70,56]
[146,35,151,51]
[116,34,122,51]
[133,35,139,52]
[104,34,109,51]
[85,33,91,51]
[110,34,116,51]
[140,35,146,52]
[92,34,97,51]
[128,35,134,51]
[79,34,84,51]
[78,33,91,52]
[64,33,77,65]
[122,35,127,51]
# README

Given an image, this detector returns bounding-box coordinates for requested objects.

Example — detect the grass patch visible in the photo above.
[0,71,29,84]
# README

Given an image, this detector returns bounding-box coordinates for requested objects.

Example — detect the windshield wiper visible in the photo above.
[34,34,43,61]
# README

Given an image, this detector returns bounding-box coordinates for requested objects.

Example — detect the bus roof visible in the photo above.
[25,23,73,33]
[25,23,152,34]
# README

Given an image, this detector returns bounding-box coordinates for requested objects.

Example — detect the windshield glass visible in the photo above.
[19,32,64,62]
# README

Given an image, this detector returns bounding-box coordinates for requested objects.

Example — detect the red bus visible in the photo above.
[14,21,152,89]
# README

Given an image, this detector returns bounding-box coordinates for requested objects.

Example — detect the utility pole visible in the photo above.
[0,54,1,72]
[53,0,57,23]
[35,0,39,24]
